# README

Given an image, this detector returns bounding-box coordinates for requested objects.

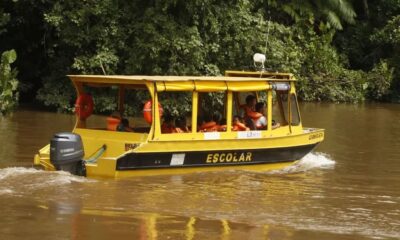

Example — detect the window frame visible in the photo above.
[289,93,301,126]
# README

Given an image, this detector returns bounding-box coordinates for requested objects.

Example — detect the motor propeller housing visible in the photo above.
[50,132,86,176]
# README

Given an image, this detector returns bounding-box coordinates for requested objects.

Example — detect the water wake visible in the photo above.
[0,167,92,196]
[269,152,335,174]
[0,167,40,181]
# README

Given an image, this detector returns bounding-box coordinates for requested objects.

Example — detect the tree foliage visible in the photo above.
[266,0,356,30]
[0,50,19,115]
[0,0,399,112]
[0,8,10,34]
[334,1,400,101]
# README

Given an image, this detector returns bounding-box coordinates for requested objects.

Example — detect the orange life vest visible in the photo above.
[232,122,249,131]
[106,117,121,131]
[199,121,217,132]
[243,105,262,120]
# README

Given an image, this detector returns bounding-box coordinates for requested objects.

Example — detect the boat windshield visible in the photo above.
[158,91,193,134]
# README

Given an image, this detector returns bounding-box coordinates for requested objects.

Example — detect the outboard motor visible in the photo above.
[50,132,86,176]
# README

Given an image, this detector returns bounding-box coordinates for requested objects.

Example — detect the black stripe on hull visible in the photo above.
[116,144,318,170]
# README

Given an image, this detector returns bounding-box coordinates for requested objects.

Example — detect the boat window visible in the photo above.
[231,91,268,131]
[232,91,266,117]
[274,90,289,126]
[79,84,151,133]
[231,89,291,131]
[82,85,118,130]
[158,92,192,134]
[197,91,227,132]
[290,94,301,126]
[123,87,152,133]
[232,92,248,117]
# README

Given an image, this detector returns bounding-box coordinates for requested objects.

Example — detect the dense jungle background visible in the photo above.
[1,0,399,115]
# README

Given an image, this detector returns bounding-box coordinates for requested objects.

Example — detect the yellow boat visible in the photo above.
[33,70,324,178]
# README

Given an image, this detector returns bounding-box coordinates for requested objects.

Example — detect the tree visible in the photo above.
[0,50,19,115]
[267,0,356,30]
[0,8,10,34]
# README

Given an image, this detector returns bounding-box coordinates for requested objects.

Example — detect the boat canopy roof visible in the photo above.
[69,71,294,83]
[68,71,295,92]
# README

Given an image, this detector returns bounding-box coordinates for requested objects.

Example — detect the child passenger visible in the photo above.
[161,115,175,133]
[199,113,218,132]
[254,102,267,129]
[232,115,250,131]
[254,102,280,130]
[116,118,133,132]
[175,117,189,133]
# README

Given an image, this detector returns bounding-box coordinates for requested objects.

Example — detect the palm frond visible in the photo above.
[280,0,356,30]
[326,11,343,30]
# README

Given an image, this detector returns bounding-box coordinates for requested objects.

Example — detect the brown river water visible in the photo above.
[0,103,399,240]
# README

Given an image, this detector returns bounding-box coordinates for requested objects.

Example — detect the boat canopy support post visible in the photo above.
[226,91,233,132]
[146,82,156,141]
[191,91,198,133]
[73,81,86,129]
[118,85,125,116]
[153,89,161,138]
[267,89,272,135]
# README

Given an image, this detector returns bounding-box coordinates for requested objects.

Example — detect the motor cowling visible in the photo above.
[50,132,86,176]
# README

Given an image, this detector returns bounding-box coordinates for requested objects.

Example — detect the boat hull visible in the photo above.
[35,128,324,178]
[117,144,316,170]
[114,160,299,178]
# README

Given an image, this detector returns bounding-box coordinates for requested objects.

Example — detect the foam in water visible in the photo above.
[269,152,335,174]
[0,167,94,195]
[0,167,40,181]
[0,188,14,195]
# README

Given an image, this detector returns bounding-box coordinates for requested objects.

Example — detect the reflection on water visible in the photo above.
[0,159,338,240]
[1,104,400,239]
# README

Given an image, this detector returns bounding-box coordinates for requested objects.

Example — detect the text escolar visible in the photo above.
[206,152,252,163]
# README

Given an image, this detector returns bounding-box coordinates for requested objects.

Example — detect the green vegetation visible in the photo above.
[0,0,399,113]
[0,7,19,115]
[0,50,19,115]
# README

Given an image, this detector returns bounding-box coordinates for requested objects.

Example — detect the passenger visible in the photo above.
[217,118,227,132]
[244,95,262,119]
[116,118,133,132]
[212,112,222,131]
[232,115,250,131]
[253,102,280,130]
[161,115,175,133]
[254,102,267,129]
[272,120,280,129]
[199,113,218,132]
[174,117,189,133]
[243,95,262,130]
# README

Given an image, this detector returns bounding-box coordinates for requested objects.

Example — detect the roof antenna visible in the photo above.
[264,16,271,57]
[253,15,271,72]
